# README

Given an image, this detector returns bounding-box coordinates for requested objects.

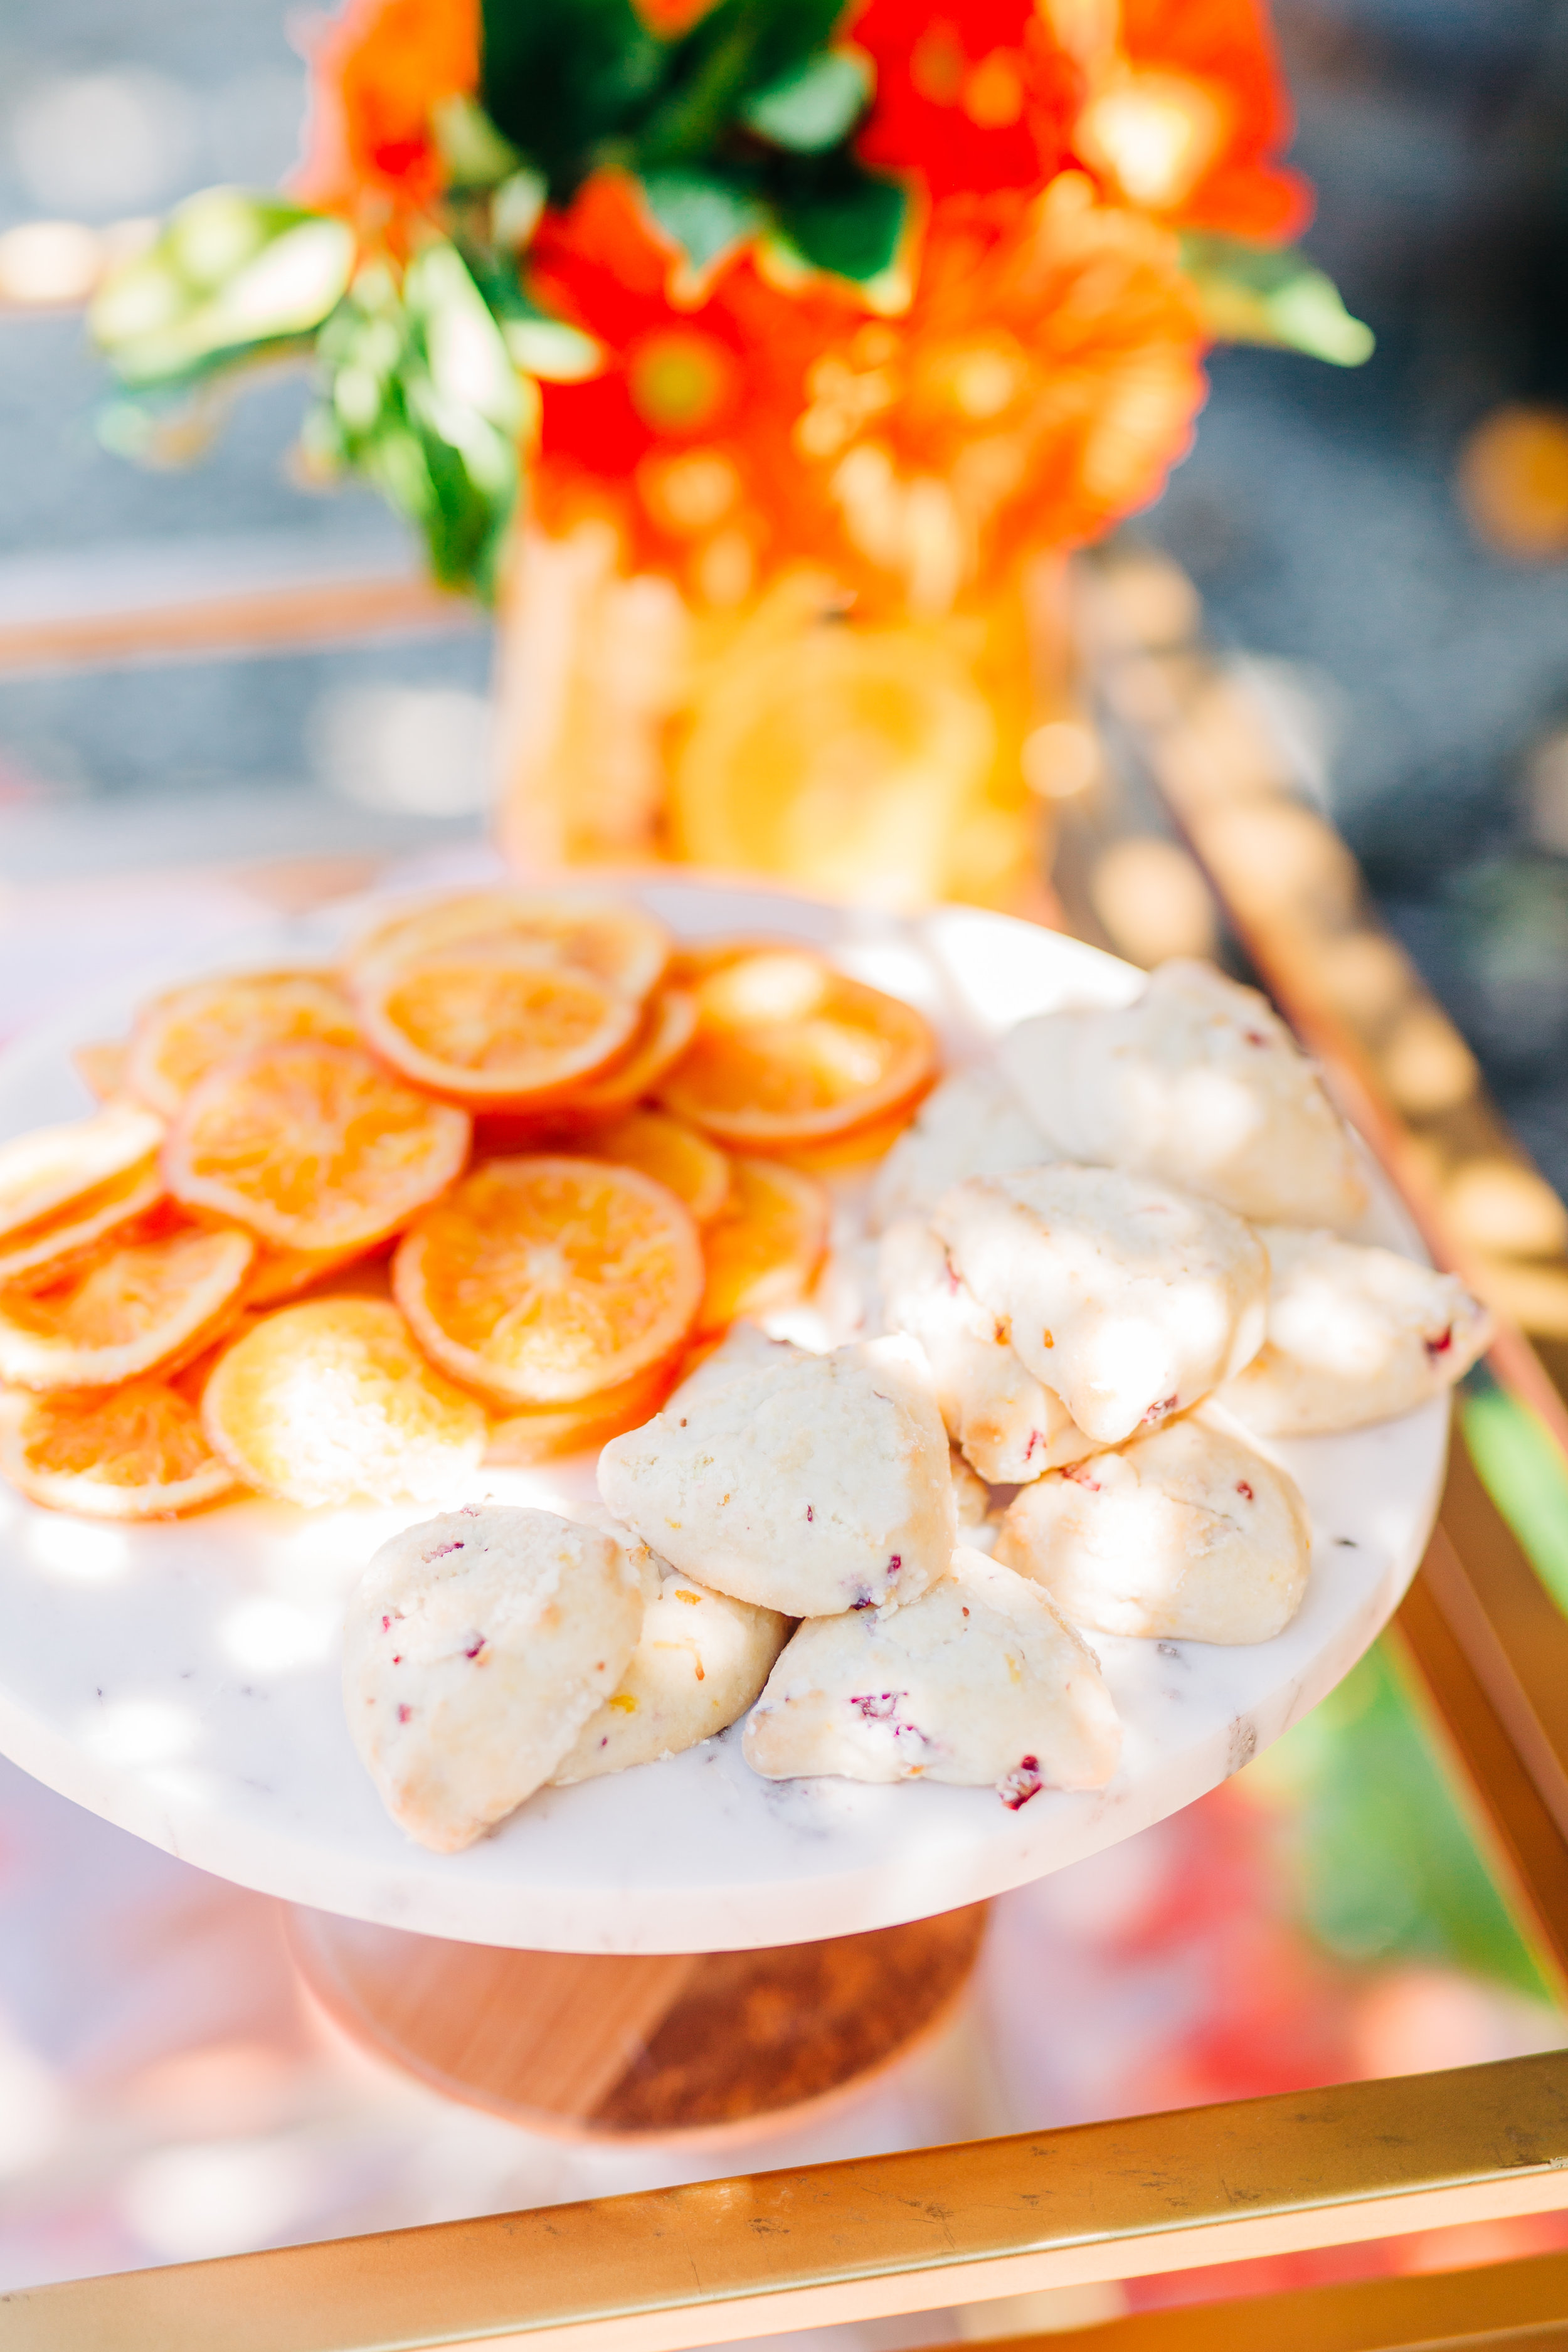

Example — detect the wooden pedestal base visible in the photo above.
[286,1904,989,2143]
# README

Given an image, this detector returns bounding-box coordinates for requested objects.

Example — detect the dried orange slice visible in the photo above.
[697,1156,829,1333]
[0,1103,164,1242]
[201,1298,487,1508]
[164,1042,470,1252]
[73,1041,129,1102]
[563,988,698,1117]
[776,1103,923,1176]
[353,951,640,1108]
[0,1155,164,1289]
[346,891,670,1002]
[393,1156,703,1406]
[245,1241,375,1308]
[660,948,936,1149]
[0,1222,255,1391]
[126,971,360,1118]
[0,1380,238,1518]
[485,1359,679,1466]
[585,1110,730,1226]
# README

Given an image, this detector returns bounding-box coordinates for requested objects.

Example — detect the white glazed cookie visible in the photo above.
[598,1333,955,1617]
[878,1216,1099,1481]
[553,1546,790,1783]
[665,1318,793,1411]
[743,1545,1121,1796]
[1213,1226,1492,1436]
[950,1448,993,1536]
[995,1414,1311,1645]
[871,1065,1051,1232]
[933,1165,1268,1446]
[999,960,1368,1232]
[343,1504,644,1852]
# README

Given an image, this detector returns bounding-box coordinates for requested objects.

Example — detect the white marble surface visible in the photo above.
[0,881,1448,1953]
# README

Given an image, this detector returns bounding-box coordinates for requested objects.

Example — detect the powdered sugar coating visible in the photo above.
[996,1412,1311,1644]
[743,1545,1120,1792]
[597,1333,955,1617]
[999,960,1368,1232]
[870,1064,1051,1232]
[933,1164,1268,1446]
[879,1216,1098,1481]
[1214,1226,1492,1436]
[553,1545,788,1783]
[342,1504,643,1853]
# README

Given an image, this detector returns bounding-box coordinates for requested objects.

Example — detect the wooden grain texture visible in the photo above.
[287,1905,988,2135]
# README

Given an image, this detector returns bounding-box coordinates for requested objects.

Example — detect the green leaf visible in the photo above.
[775,157,906,284]
[492,168,548,250]
[92,190,354,389]
[501,315,603,380]
[1181,232,1375,368]
[433,93,524,191]
[633,0,847,169]
[308,253,521,600]
[458,237,605,380]
[480,0,665,198]
[741,48,871,152]
[638,165,768,273]
[404,240,524,431]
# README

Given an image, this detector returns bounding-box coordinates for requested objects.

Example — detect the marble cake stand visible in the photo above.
[0,881,1449,2134]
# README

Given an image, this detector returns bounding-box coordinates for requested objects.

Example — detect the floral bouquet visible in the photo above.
[92,0,1367,898]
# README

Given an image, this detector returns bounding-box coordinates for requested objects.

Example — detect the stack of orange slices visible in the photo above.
[0,891,938,1519]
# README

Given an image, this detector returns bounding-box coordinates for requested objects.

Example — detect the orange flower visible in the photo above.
[800,177,1208,598]
[292,0,480,246]
[852,0,1308,243]
[528,174,852,586]
[1088,0,1311,239]
[852,0,1083,200]
[531,172,1204,610]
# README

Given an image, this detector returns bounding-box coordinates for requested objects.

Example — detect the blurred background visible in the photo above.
[6,0,1568,2326]
[6,0,1568,1177]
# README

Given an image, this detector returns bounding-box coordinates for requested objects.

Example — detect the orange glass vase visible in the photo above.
[493,519,1064,913]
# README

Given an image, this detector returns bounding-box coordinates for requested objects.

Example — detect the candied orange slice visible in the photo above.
[127,971,360,1118]
[564,988,697,1116]
[0,1103,164,1242]
[201,1297,487,1508]
[0,1156,164,1288]
[585,1110,730,1226]
[393,1156,703,1406]
[666,935,805,987]
[776,1103,923,1175]
[697,1156,829,1333]
[164,1041,470,1252]
[346,890,670,1002]
[485,1359,679,1466]
[245,1241,375,1307]
[73,1041,129,1101]
[0,1380,238,1518]
[0,1223,255,1391]
[659,948,936,1148]
[354,951,639,1108]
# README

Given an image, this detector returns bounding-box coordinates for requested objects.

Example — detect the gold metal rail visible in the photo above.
[4,2051,1568,2351]
[0,574,474,676]
[947,2241,1568,2349]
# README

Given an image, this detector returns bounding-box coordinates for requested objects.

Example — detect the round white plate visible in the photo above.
[0,879,1445,1953]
